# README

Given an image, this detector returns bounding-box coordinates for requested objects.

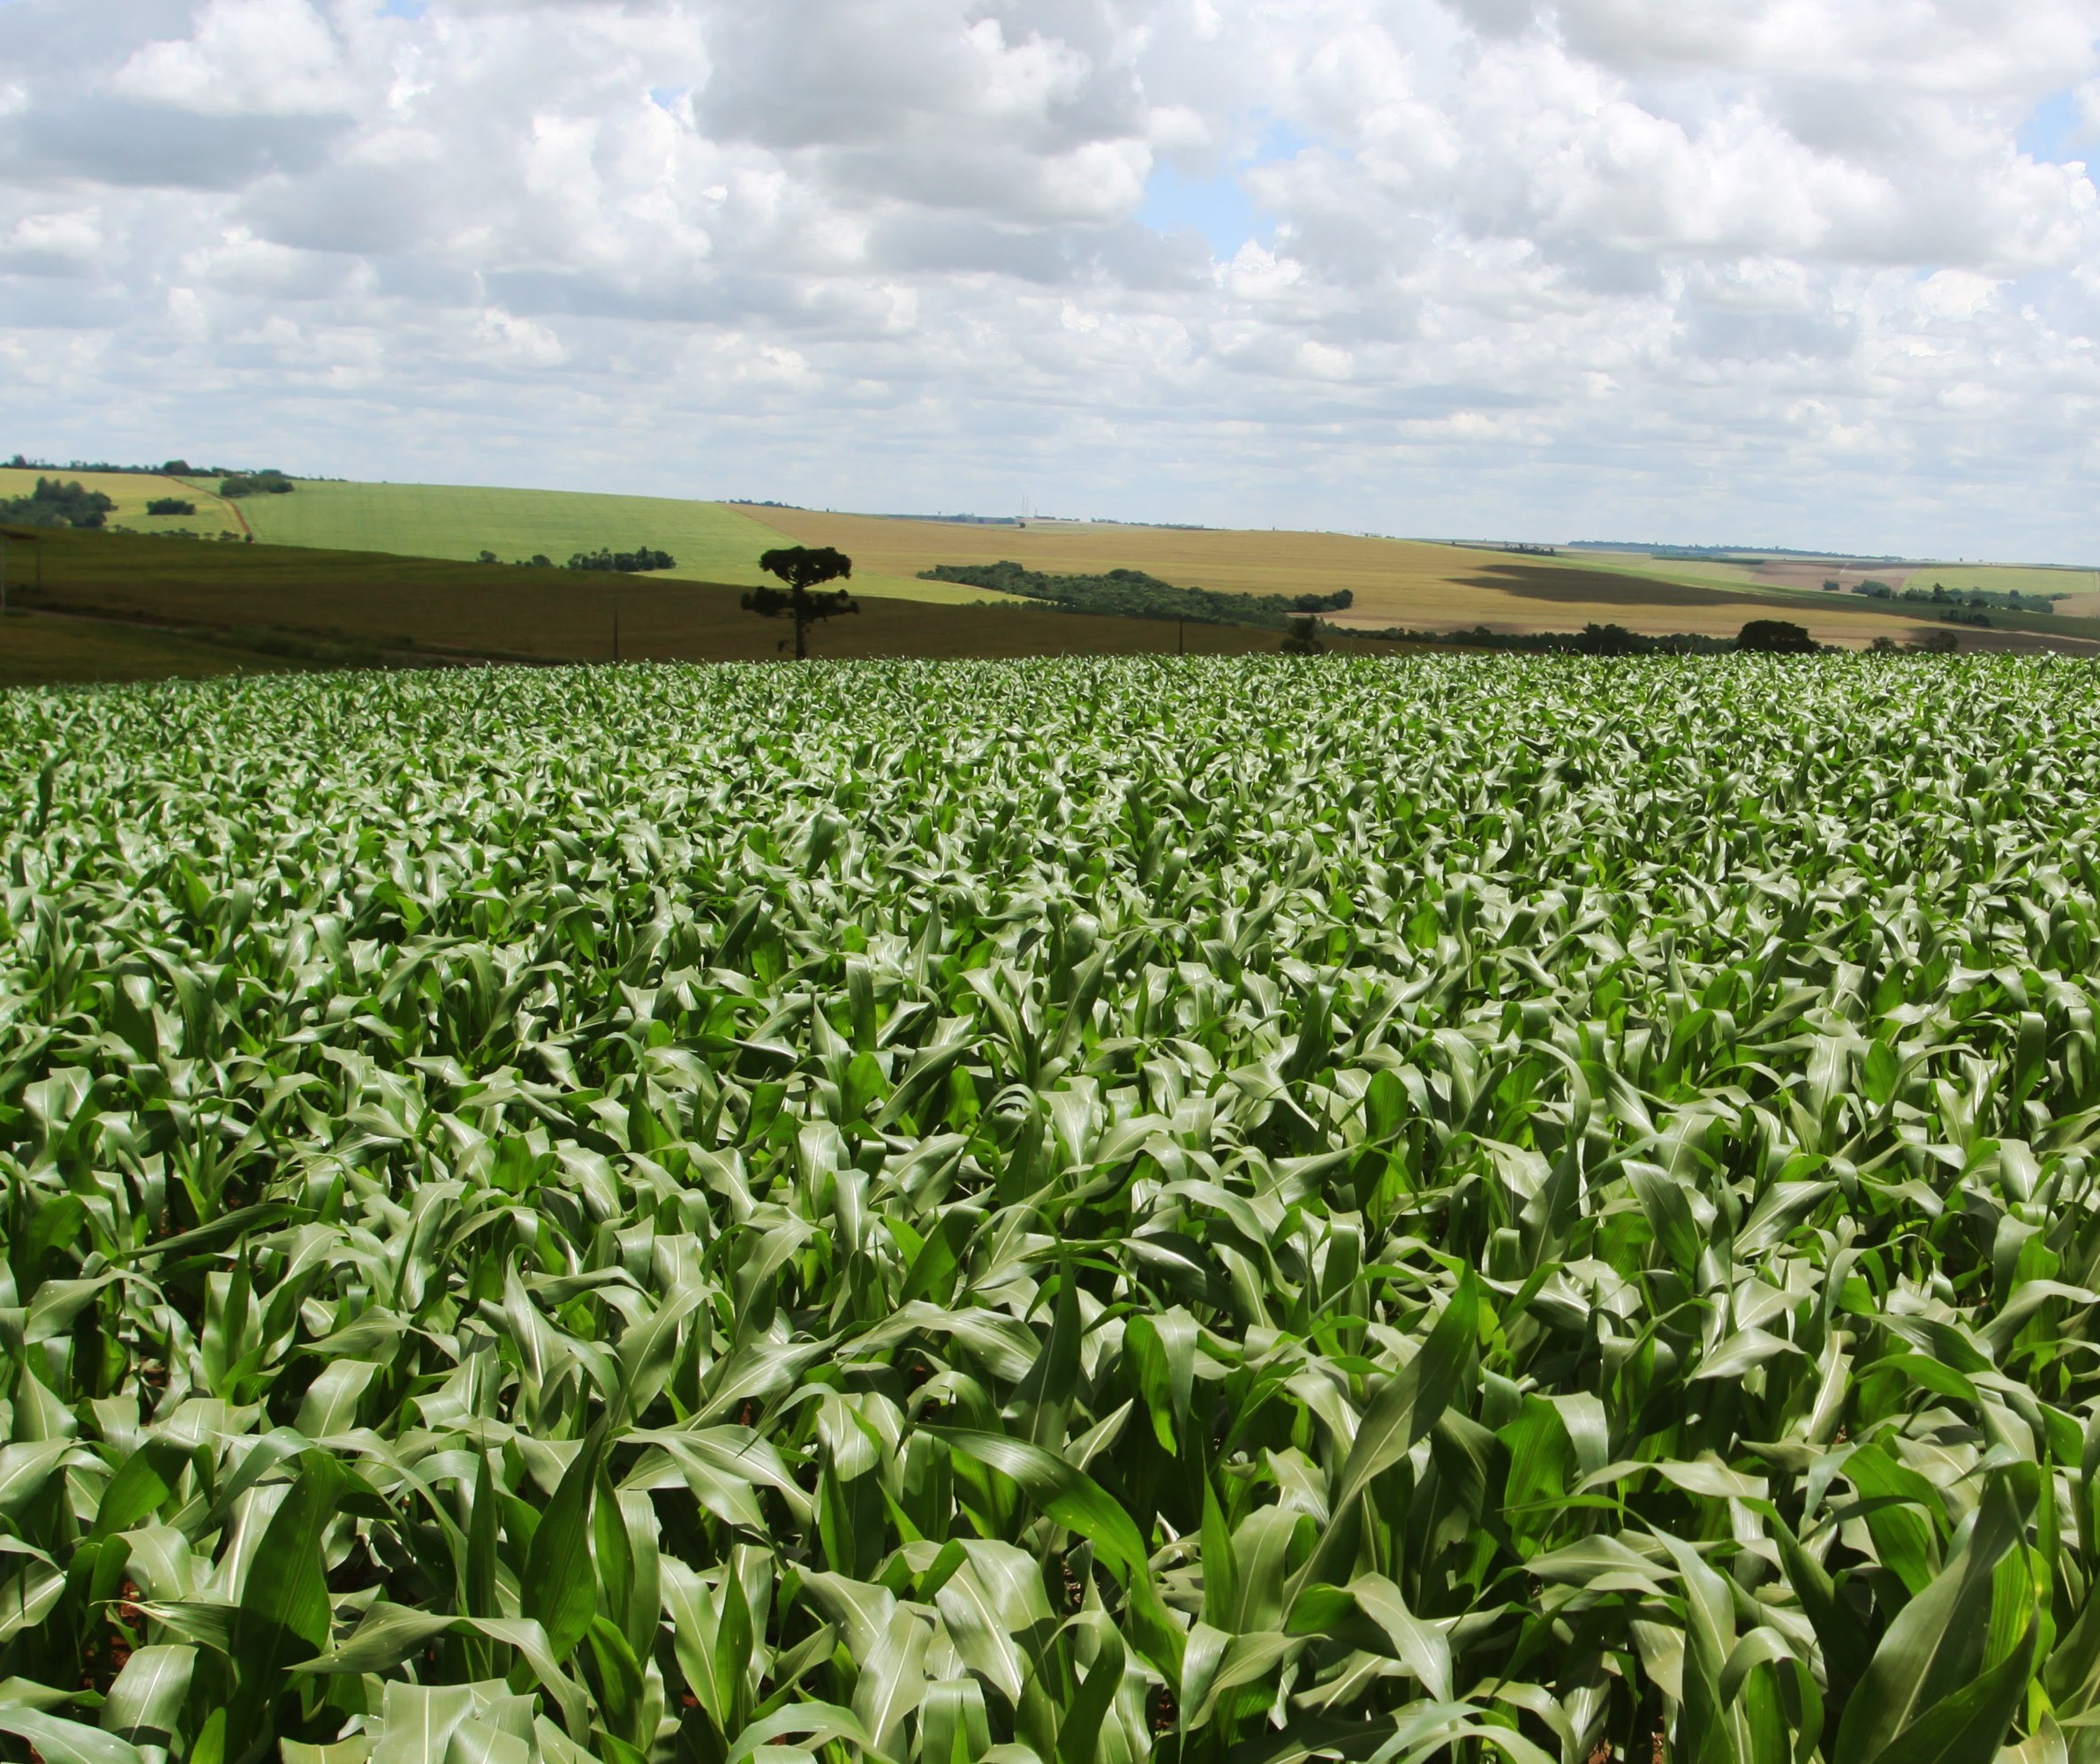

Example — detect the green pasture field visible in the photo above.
[199,478,968,602]
[0,466,246,539]
[7,655,2100,1764]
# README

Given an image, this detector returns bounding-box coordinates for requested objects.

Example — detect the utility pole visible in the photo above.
[1177,616,1184,656]
[1,527,41,615]
[612,590,622,663]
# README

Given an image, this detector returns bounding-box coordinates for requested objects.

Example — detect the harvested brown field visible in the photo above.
[737,508,2037,649]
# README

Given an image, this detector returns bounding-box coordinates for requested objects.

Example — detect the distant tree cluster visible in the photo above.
[1904,581,2053,615]
[109,526,243,542]
[3,454,341,480]
[1847,578,2052,628]
[8,453,202,476]
[219,471,295,498]
[920,559,1354,630]
[566,546,676,573]
[145,497,197,516]
[0,477,117,529]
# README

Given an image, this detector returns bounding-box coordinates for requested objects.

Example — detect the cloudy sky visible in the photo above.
[3,0,2097,557]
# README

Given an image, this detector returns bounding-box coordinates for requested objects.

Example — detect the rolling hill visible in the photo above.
[8,466,2096,663]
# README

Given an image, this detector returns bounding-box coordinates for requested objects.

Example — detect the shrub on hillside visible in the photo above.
[0,476,117,529]
[566,545,676,573]
[146,497,197,516]
[219,471,295,497]
[1737,619,1820,653]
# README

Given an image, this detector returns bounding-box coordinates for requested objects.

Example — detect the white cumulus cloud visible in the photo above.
[113,0,359,117]
[0,0,2095,559]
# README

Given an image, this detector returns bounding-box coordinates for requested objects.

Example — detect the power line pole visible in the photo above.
[613,590,622,663]
[1,527,44,616]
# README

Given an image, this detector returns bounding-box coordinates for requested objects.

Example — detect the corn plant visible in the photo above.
[4,656,2100,1764]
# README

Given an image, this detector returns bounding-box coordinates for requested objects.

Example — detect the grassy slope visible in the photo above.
[3,529,1393,686]
[0,609,302,688]
[736,508,2044,649]
[0,467,248,540]
[209,479,982,603]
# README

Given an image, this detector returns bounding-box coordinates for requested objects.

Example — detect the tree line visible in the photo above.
[218,471,295,498]
[470,544,678,572]
[567,545,675,573]
[918,559,1354,629]
[0,477,117,528]
[1838,578,2056,618]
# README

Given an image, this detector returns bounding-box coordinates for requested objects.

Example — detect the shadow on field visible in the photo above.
[1463,565,1756,607]
[9,530,1381,676]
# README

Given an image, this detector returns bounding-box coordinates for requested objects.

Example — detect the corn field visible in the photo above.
[5,656,2100,1764]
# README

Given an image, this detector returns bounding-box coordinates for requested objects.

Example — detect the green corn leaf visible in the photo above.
[521,1417,608,1659]
[91,1439,188,1537]
[1836,1469,2035,1764]
[229,1451,347,1685]
[1865,1621,2040,1764]
[853,1608,933,1760]
[1328,1267,1480,1520]
[99,1645,196,1743]
[927,1429,1149,1580]
[1054,1621,1125,1764]
[0,1710,143,1764]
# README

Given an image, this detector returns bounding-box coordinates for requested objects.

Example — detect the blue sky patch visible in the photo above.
[1137,120,1311,260]
[2021,89,2092,162]
[1137,164,1261,259]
